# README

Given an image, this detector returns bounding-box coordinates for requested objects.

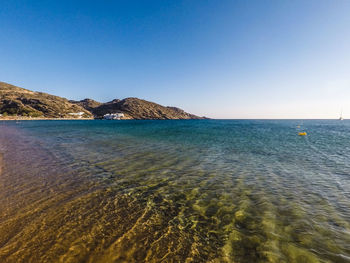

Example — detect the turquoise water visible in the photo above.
[0,120,350,262]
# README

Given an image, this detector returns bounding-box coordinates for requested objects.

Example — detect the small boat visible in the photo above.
[339,109,344,120]
[298,132,307,136]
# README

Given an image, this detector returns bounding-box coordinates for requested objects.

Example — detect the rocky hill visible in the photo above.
[75,97,203,119]
[69,98,102,112]
[0,82,92,118]
[0,81,204,119]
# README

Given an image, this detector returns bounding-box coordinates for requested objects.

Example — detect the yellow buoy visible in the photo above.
[298,132,307,136]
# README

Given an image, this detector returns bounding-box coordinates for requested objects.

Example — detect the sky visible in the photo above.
[1,0,350,119]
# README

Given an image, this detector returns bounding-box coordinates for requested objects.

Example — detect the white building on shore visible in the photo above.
[68,112,85,118]
[103,113,124,120]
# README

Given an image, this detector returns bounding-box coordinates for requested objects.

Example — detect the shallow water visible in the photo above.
[0,120,350,262]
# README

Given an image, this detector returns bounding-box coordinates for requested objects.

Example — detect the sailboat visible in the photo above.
[339,109,344,121]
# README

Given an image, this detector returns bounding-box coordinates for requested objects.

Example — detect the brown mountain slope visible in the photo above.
[0,82,92,118]
[75,97,204,119]
[69,98,102,112]
[0,81,205,119]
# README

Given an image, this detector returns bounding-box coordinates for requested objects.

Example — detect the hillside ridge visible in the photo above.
[0,81,204,119]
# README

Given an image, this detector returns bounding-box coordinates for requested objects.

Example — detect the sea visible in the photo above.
[0,120,349,263]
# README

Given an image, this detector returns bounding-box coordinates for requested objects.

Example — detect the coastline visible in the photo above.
[0,117,200,121]
[0,117,94,121]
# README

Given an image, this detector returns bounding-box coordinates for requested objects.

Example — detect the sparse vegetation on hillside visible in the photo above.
[81,97,203,119]
[0,82,92,118]
[1,81,205,119]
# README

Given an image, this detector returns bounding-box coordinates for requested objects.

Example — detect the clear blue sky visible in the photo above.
[1,0,350,118]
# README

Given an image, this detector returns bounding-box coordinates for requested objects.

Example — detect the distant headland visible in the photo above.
[0,81,206,120]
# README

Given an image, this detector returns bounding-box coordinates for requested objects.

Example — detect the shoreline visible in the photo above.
[0,117,95,121]
[0,117,198,121]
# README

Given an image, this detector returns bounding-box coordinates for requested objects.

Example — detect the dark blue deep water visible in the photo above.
[1,120,350,262]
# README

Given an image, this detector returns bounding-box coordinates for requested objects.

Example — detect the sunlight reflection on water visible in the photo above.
[0,120,350,262]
